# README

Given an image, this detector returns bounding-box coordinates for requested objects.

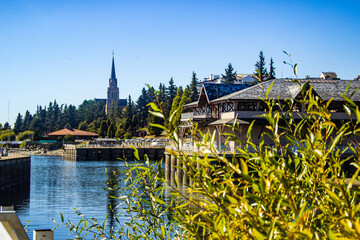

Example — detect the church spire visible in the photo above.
[110,51,117,85]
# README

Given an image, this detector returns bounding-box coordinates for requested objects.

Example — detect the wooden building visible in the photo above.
[180,78,360,152]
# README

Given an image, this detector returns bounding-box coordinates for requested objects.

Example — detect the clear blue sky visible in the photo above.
[0,0,359,126]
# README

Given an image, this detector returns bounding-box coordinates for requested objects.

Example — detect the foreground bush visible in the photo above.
[59,81,360,239]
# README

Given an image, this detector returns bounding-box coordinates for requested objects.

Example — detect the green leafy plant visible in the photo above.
[59,76,360,239]
[17,130,34,141]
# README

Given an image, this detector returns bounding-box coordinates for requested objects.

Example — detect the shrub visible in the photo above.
[59,81,360,239]
[19,141,27,149]
[64,134,74,142]
[17,131,35,141]
[0,130,16,141]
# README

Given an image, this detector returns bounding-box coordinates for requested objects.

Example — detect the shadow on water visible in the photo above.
[105,164,121,236]
[0,181,30,206]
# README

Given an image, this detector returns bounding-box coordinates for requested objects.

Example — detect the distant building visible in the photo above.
[200,74,256,84]
[106,54,120,115]
[94,53,127,115]
[105,54,127,114]
[320,72,338,79]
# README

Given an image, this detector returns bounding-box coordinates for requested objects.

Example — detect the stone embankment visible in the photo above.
[3,149,63,158]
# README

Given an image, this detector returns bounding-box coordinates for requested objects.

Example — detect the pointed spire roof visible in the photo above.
[110,51,117,85]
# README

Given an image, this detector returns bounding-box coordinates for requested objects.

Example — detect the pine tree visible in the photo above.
[222,63,237,84]
[170,87,191,132]
[164,77,177,118]
[135,88,149,129]
[148,114,164,136]
[189,71,199,102]
[14,113,23,134]
[169,87,183,118]
[99,120,107,137]
[124,95,135,135]
[21,110,32,132]
[254,51,268,82]
[78,121,88,131]
[3,122,10,130]
[268,57,276,80]
[107,122,116,138]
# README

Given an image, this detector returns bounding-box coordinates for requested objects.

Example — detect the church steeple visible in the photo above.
[110,52,117,86]
[106,52,120,115]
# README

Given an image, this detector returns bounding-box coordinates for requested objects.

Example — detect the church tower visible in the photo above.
[105,53,120,115]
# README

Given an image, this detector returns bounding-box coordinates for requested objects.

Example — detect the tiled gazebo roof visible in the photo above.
[47,128,99,137]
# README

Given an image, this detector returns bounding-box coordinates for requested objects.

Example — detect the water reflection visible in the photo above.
[11,156,129,240]
[105,164,121,237]
[0,182,30,206]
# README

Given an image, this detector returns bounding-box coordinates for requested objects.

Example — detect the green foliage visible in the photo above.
[255,50,269,81]
[60,79,360,240]
[107,122,116,138]
[222,63,237,84]
[3,122,10,130]
[163,77,178,118]
[19,141,27,149]
[17,131,34,141]
[78,121,87,131]
[99,120,108,138]
[57,157,188,239]
[14,113,23,134]
[0,129,15,141]
[169,87,191,132]
[189,71,199,102]
[149,114,164,136]
[64,134,75,142]
[268,57,276,80]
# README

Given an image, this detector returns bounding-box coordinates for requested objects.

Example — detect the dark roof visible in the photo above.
[203,83,253,102]
[211,79,360,103]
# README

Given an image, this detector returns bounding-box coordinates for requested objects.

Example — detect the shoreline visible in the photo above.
[7,149,64,157]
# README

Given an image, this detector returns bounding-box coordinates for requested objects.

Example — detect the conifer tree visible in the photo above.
[78,121,87,131]
[167,77,177,101]
[99,120,107,137]
[21,110,32,132]
[222,63,237,84]
[107,122,116,138]
[170,87,191,132]
[14,113,23,134]
[164,77,177,118]
[189,71,199,102]
[136,88,149,129]
[268,57,276,80]
[169,87,183,116]
[124,95,136,135]
[254,51,268,81]
[148,114,164,136]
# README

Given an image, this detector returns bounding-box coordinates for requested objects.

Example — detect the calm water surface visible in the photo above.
[14,156,129,239]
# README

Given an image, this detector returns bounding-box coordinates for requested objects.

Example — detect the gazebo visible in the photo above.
[47,128,99,140]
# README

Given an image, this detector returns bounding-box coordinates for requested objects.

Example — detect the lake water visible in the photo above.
[12,156,131,239]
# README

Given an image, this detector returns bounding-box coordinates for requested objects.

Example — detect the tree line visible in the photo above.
[8,72,199,140]
[5,51,275,140]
